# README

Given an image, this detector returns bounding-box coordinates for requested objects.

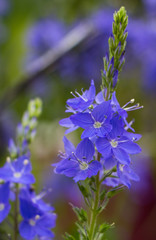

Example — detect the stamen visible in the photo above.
[124,104,143,111]
[6,157,11,163]
[110,140,118,148]
[13,172,21,178]
[75,90,87,102]
[0,203,5,211]
[80,162,89,170]
[94,121,102,128]
[70,91,77,98]
[35,215,40,220]
[29,219,36,226]
[23,159,29,165]
[122,99,135,108]
[119,164,124,172]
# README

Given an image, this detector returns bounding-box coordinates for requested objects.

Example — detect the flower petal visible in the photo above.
[76,138,95,162]
[119,141,142,154]
[70,113,94,129]
[92,101,111,122]
[113,148,131,164]
[96,138,112,158]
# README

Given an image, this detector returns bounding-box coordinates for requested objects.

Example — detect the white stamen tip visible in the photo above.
[6,157,11,163]
[14,172,21,178]
[0,203,5,211]
[23,159,29,165]
[130,99,135,103]
[35,215,40,220]
[29,219,36,226]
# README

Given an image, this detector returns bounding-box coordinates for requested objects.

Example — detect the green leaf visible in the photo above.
[107,187,123,199]
[99,222,115,233]
[63,232,76,240]
[77,183,90,198]
[71,205,88,223]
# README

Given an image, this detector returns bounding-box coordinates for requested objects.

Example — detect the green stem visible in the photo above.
[89,152,101,240]
[89,173,100,240]
[14,184,19,240]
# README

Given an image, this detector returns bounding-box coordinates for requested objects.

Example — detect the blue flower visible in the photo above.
[0,182,11,223]
[59,117,79,134]
[111,92,143,131]
[20,187,54,212]
[117,163,140,188]
[0,156,35,184]
[96,116,141,165]
[70,101,112,138]
[19,198,56,240]
[53,137,101,182]
[66,80,96,112]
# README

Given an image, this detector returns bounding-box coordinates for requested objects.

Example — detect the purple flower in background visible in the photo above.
[27,18,66,57]
[0,0,9,15]
[53,137,101,182]
[19,198,56,240]
[0,182,11,223]
[0,156,35,184]
[143,0,156,18]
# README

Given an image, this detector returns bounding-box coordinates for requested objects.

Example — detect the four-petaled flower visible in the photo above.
[70,101,112,138]
[53,137,102,182]
[0,156,35,184]
[19,197,56,240]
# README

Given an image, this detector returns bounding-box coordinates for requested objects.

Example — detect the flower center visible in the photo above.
[13,172,22,178]
[29,219,36,226]
[0,203,5,211]
[93,121,102,128]
[119,164,124,172]
[80,162,89,170]
[110,140,118,148]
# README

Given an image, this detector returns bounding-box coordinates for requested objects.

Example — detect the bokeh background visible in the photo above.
[0,0,156,239]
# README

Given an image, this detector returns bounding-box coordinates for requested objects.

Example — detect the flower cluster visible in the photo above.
[0,99,56,240]
[54,79,142,188]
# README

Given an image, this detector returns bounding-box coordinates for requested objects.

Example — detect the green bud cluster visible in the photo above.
[101,6,128,93]
[17,98,42,154]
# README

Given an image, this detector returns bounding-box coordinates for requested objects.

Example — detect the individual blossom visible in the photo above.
[0,182,11,223]
[53,137,101,182]
[96,116,142,166]
[0,156,35,184]
[66,79,96,113]
[70,100,112,138]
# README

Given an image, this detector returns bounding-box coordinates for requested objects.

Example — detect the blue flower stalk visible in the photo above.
[0,99,56,240]
[53,6,143,240]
